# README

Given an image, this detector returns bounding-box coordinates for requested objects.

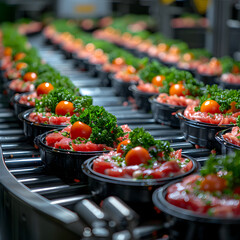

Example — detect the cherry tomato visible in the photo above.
[183,53,194,62]
[55,101,74,116]
[94,49,104,57]
[16,62,28,71]
[234,186,240,195]
[169,46,180,55]
[70,121,92,139]
[117,139,130,155]
[125,146,151,166]
[36,82,54,96]
[209,58,221,68]
[112,57,125,66]
[157,43,169,52]
[4,47,12,56]
[200,174,227,192]
[152,75,165,87]
[85,43,95,52]
[126,65,136,74]
[14,52,26,61]
[169,84,189,96]
[23,72,38,82]
[232,65,240,74]
[200,100,221,114]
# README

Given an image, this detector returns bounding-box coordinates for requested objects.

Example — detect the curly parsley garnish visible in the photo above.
[123,128,173,161]
[195,85,240,112]
[201,151,240,191]
[35,88,92,113]
[70,105,124,147]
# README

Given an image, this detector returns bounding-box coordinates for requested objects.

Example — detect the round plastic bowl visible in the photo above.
[218,79,240,90]
[215,128,240,154]
[195,72,218,85]
[150,96,186,128]
[153,180,240,240]
[82,154,199,211]
[176,110,234,151]
[35,130,110,182]
[110,74,138,99]
[18,108,67,141]
[13,92,35,117]
[129,85,158,112]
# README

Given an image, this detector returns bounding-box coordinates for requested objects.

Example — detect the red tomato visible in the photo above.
[200,174,227,192]
[14,52,26,61]
[151,161,181,178]
[232,65,240,74]
[105,168,126,178]
[117,139,130,155]
[70,121,92,139]
[169,46,180,55]
[209,58,221,68]
[4,47,12,56]
[125,146,151,166]
[55,101,74,116]
[152,75,165,87]
[200,100,221,114]
[112,57,125,66]
[183,52,194,62]
[16,62,28,71]
[234,186,240,195]
[182,160,193,172]
[23,72,38,82]
[126,65,136,74]
[36,82,54,96]
[169,84,189,96]
[93,159,115,174]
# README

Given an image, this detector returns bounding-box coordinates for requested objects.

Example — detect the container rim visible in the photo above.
[153,179,240,224]
[215,127,240,150]
[18,108,68,129]
[82,154,200,187]
[175,109,235,128]
[35,129,110,156]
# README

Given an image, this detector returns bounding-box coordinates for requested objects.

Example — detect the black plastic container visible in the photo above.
[218,79,240,90]
[153,180,240,240]
[35,130,109,181]
[159,60,177,68]
[150,97,186,128]
[99,69,111,87]
[176,65,196,77]
[87,63,101,78]
[173,27,206,49]
[110,74,138,99]
[81,58,90,71]
[176,110,233,151]
[63,50,73,60]
[72,55,89,71]
[18,108,66,141]
[195,72,218,85]
[215,128,240,154]
[82,155,199,214]
[13,92,35,117]
[129,85,158,112]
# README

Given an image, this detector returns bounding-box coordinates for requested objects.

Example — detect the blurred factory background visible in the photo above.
[0,0,239,59]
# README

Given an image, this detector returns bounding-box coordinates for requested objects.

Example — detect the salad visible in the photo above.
[45,105,130,151]
[222,116,240,146]
[167,151,240,217]
[93,128,193,179]
[28,88,92,125]
[184,85,240,125]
